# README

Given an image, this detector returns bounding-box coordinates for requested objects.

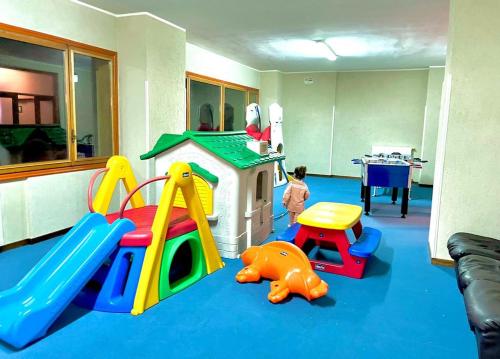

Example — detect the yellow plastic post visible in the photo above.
[131,176,177,315]
[173,175,214,215]
[180,175,224,275]
[131,162,224,315]
[93,156,145,215]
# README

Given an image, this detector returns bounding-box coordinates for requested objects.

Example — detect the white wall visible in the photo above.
[117,14,186,192]
[430,0,500,260]
[332,70,429,177]
[275,70,430,177]
[0,0,116,50]
[282,72,337,175]
[419,67,445,185]
[186,43,260,89]
[259,71,283,125]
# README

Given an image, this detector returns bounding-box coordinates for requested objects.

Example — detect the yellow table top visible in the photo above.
[297,202,362,230]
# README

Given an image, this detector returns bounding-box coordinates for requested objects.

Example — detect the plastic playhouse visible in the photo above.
[140,131,285,258]
[277,202,381,279]
[0,156,223,348]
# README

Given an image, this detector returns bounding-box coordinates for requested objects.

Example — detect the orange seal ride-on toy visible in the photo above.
[235,241,328,303]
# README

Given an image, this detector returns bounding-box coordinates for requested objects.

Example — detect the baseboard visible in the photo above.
[27,227,70,245]
[431,257,455,267]
[427,239,454,267]
[418,183,433,188]
[331,174,360,180]
[0,239,30,253]
[288,171,434,185]
[289,172,360,180]
[0,227,70,254]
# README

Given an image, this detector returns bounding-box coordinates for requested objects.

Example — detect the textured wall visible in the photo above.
[419,68,445,185]
[282,72,337,175]
[259,71,283,125]
[117,15,186,200]
[333,70,428,177]
[146,19,186,139]
[430,0,500,259]
[115,16,149,185]
[0,0,116,50]
[278,70,429,177]
[186,43,260,89]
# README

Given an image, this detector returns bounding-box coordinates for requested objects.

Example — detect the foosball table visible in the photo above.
[352,146,427,218]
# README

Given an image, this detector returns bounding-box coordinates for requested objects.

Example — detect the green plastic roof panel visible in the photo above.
[141,131,285,169]
[188,162,219,184]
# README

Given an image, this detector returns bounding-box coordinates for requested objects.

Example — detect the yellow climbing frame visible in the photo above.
[131,162,224,315]
[93,156,145,214]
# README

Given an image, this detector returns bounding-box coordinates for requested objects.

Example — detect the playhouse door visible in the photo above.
[245,170,272,248]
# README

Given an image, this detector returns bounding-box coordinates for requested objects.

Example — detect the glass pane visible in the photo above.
[40,100,55,124]
[189,80,220,131]
[248,91,259,105]
[18,95,35,124]
[0,97,14,124]
[73,53,113,158]
[224,88,246,131]
[0,37,68,165]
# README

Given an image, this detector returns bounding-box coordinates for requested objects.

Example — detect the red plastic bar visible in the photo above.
[118,176,170,219]
[88,168,110,213]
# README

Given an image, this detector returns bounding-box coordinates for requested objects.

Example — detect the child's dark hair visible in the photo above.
[294,166,307,180]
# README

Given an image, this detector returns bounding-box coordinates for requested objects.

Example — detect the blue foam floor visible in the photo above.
[0,176,476,358]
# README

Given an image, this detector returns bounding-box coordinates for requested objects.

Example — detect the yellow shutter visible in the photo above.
[173,175,213,215]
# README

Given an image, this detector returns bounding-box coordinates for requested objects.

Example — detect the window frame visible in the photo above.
[186,72,259,132]
[0,22,119,180]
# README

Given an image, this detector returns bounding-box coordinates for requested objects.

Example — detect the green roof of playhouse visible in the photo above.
[141,131,285,170]
[187,162,218,184]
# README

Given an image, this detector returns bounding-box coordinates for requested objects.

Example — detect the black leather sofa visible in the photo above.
[448,232,500,359]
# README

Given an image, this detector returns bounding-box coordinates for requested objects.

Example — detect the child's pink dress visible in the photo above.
[282,179,310,224]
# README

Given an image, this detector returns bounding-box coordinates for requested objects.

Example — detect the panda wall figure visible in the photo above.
[269,103,287,187]
[245,103,270,141]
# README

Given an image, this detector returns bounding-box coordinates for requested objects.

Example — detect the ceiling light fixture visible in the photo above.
[315,40,338,61]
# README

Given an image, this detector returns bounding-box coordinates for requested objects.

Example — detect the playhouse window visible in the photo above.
[174,174,214,215]
[0,24,118,180]
[256,171,267,202]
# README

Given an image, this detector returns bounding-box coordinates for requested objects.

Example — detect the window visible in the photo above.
[0,24,118,179]
[189,80,221,131]
[256,171,268,202]
[73,53,114,158]
[248,90,259,105]
[224,87,246,131]
[186,72,259,132]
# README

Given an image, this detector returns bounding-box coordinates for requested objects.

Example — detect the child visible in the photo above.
[282,166,310,226]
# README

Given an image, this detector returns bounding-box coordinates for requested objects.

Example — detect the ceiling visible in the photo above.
[81,0,449,72]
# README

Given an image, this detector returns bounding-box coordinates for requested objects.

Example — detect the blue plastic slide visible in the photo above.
[0,213,135,348]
